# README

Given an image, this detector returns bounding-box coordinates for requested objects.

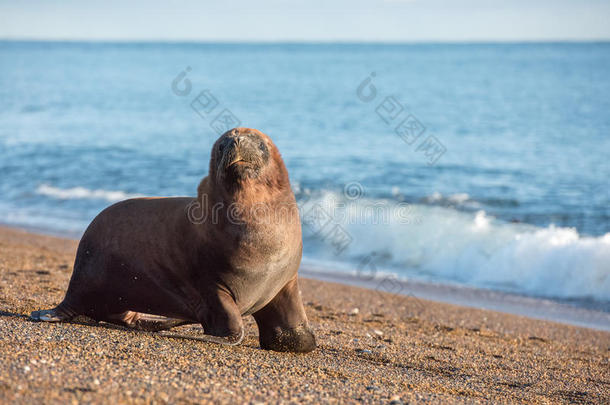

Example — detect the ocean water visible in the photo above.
[1,41,609,312]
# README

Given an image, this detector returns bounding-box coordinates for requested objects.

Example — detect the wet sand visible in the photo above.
[0,225,608,404]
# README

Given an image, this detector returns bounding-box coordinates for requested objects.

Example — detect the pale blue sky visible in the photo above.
[1,0,609,42]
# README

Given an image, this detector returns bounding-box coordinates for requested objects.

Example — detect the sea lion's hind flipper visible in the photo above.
[30,309,64,322]
[106,311,194,332]
[30,302,76,323]
[103,310,244,345]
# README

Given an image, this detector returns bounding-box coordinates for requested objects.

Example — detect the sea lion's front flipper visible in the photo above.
[253,277,316,353]
[190,289,245,346]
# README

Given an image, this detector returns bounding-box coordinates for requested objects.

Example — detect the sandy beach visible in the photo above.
[0,225,608,404]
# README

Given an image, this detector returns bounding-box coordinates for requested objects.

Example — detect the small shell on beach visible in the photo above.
[349,308,359,315]
[373,329,383,336]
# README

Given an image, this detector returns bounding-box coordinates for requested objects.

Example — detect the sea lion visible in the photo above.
[31,127,316,353]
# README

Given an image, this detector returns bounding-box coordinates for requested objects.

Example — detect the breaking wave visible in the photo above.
[299,191,610,302]
[36,184,144,203]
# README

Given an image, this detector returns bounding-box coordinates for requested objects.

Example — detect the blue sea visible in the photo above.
[1,41,609,320]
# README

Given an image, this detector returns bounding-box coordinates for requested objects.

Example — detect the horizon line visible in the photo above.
[2,38,610,46]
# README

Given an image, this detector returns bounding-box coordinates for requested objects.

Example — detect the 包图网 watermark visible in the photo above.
[171,66,242,136]
[356,72,446,165]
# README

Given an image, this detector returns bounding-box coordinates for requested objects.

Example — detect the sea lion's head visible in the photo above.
[209,128,290,195]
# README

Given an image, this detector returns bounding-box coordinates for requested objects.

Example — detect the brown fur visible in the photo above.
[31,128,316,352]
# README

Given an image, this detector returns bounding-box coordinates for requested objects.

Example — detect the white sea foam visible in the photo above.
[300,191,610,301]
[423,191,479,207]
[36,184,144,203]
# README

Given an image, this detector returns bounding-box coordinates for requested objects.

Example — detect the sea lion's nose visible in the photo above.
[225,137,239,151]
[230,135,250,152]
